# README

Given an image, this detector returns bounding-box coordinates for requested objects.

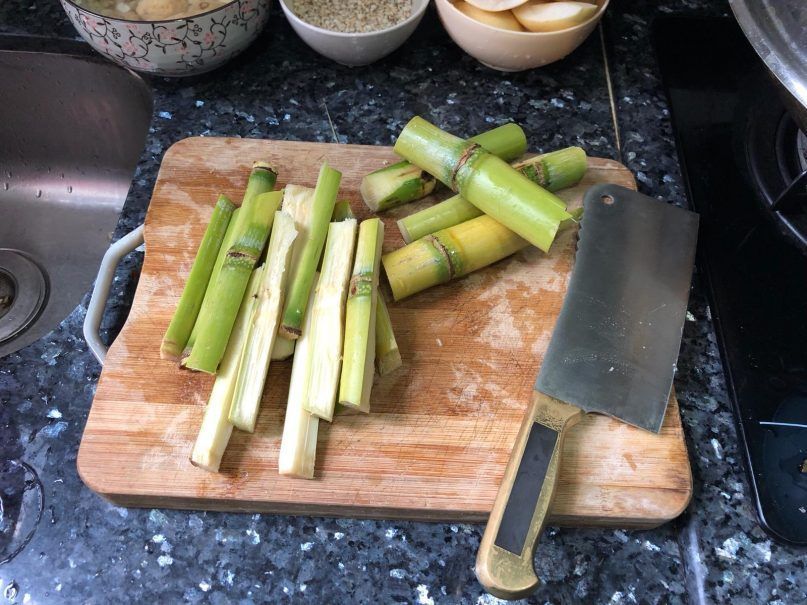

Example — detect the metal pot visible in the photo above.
[730,0,807,132]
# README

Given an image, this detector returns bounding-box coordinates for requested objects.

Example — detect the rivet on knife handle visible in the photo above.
[475,391,584,600]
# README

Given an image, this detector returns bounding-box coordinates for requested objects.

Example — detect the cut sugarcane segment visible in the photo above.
[229,211,298,433]
[375,294,401,375]
[304,220,358,422]
[161,194,235,361]
[383,214,529,301]
[190,266,263,472]
[394,117,572,253]
[397,146,585,243]
[280,164,341,339]
[464,0,529,11]
[278,275,321,478]
[339,218,384,412]
[359,123,527,213]
[512,1,598,32]
[184,190,283,374]
[455,1,526,30]
[361,160,437,213]
[271,336,295,360]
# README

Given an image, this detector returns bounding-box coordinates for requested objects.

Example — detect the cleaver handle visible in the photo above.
[475,391,584,600]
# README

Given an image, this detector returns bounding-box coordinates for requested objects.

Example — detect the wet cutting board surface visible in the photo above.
[78,138,692,525]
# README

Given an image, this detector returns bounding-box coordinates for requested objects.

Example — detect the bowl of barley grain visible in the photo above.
[279,0,429,66]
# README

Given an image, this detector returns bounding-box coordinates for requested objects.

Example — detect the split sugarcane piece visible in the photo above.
[383,214,529,301]
[360,123,528,212]
[184,189,283,374]
[271,336,295,361]
[331,199,355,222]
[397,147,587,243]
[339,218,384,412]
[278,274,321,478]
[375,293,401,375]
[394,117,572,253]
[303,219,358,422]
[190,266,263,472]
[228,211,299,432]
[280,163,342,339]
[161,194,236,361]
[183,162,277,360]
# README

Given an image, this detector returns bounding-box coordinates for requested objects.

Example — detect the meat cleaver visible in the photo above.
[475,184,699,600]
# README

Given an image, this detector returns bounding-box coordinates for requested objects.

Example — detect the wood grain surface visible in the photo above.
[77,137,692,526]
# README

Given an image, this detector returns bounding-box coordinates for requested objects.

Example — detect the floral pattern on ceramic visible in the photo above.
[61,0,270,76]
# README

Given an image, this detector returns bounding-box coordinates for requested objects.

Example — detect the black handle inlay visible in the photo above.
[494,422,558,555]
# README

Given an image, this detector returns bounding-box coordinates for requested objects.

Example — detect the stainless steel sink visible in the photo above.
[0,36,152,357]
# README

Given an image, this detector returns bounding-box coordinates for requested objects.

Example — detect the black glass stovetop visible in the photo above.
[654,17,807,545]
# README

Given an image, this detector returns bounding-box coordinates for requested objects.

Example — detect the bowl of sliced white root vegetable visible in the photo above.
[435,0,608,72]
[61,0,271,76]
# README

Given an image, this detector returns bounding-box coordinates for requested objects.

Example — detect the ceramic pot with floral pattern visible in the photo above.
[61,0,270,76]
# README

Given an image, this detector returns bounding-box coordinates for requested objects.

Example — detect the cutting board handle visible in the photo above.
[475,391,584,600]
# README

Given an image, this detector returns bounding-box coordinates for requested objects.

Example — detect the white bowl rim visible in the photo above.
[278,0,429,38]
[439,0,609,37]
[61,0,246,24]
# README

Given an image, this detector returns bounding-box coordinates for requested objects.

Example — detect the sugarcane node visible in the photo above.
[349,273,374,297]
[424,234,456,280]
[226,250,258,261]
[252,162,278,176]
[280,325,302,339]
[450,143,483,192]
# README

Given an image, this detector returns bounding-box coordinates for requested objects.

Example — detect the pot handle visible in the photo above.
[83,225,145,364]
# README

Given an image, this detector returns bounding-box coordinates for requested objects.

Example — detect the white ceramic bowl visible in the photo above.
[61,0,271,76]
[435,0,609,72]
[279,0,429,66]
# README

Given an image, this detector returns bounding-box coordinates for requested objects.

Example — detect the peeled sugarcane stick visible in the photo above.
[383,214,529,301]
[184,190,283,374]
[360,123,527,212]
[161,194,236,361]
[331,199,355,222]
[303,220,357,422]
[397,147,587,243]
[339,218,384,411]
[228,212,298,432]
[394,117,572,253]
[375,293,401,375]
[190,266,262,472]
[278,274,320,478]
[280,163,341,339]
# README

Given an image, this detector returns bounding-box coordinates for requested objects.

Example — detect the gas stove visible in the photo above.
[655,16,807,545]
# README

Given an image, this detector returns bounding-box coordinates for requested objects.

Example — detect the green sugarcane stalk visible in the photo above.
[280,163,341,339]
[278,274,320,479]
[182,206,240,359]
[161,194,235,361]
[331,199,355,221]
[304,219,358,422]
[394,117,572,253]
[360,123,527,212]
[375,293,401,375]
[190,266,263,472]
[229,211,298,432]
[339,218,384,412]
[183,162,276,359]
[383,214,529,301]
[397,147,587,243]
[184,190,282,374]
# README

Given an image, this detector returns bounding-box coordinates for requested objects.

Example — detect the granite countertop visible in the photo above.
[1,0,804,603]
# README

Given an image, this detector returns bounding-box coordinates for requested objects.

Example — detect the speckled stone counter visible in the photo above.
[0,1,804,603]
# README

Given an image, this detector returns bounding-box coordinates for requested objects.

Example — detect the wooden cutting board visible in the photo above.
[78,137,692,526]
